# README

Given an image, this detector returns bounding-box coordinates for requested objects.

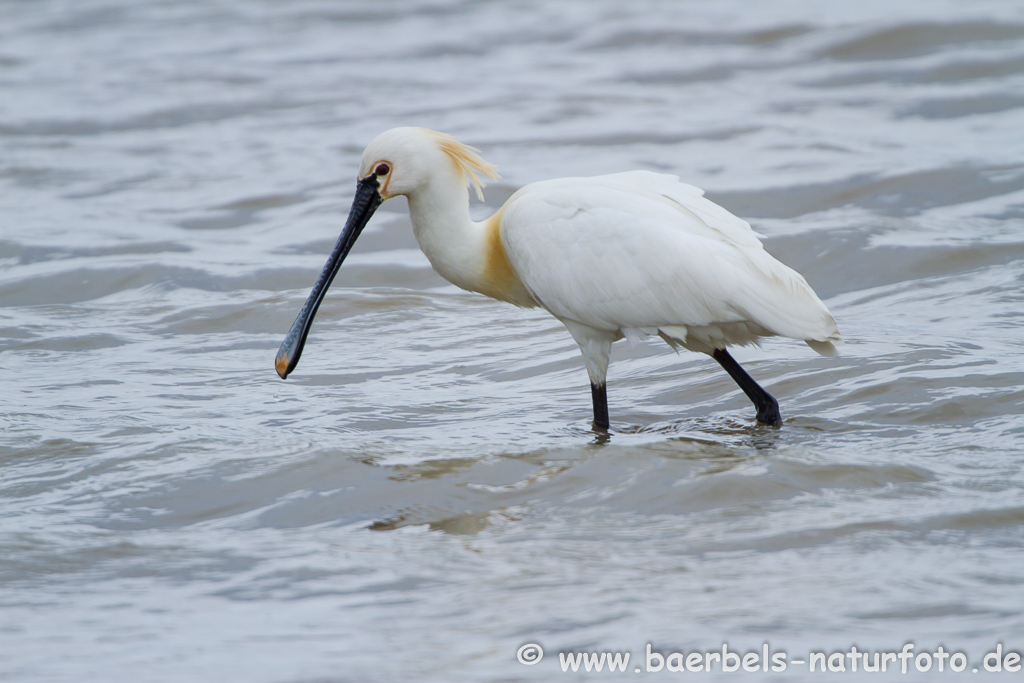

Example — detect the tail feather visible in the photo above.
[806,339,839,356]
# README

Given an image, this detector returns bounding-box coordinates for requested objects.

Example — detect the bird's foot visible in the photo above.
[756,400,783,428]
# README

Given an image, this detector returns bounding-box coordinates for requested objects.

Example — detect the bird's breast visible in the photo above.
[476,208,539,308]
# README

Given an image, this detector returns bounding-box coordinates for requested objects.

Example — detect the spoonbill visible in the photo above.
[276,127,840,429]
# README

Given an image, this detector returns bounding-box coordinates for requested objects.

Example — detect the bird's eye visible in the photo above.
[375,163,390,176]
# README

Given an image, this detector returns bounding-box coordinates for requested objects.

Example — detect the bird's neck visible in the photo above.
[406,175,536,307]
[407,176,481,291]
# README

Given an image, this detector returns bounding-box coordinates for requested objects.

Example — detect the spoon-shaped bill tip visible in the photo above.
[275,352,291,379]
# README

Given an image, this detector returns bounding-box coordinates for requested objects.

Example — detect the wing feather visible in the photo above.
[500,174,840,351]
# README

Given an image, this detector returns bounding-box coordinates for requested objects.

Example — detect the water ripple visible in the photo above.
[3,1,1024,681]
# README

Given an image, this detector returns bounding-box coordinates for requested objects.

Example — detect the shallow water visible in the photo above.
[2,1,1024,681]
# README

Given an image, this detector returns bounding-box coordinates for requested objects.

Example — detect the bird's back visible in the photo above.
[499,171,840,354]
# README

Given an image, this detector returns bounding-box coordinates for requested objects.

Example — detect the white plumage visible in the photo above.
[502,172,839,367]
[276,127,841,429]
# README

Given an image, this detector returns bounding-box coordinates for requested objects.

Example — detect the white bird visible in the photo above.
[276,127,840,429]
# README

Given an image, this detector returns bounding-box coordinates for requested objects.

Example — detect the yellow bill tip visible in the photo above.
[275,355,290,379]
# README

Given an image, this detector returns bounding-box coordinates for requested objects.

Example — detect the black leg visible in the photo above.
[711,348,782,427]
[591,382,609,430]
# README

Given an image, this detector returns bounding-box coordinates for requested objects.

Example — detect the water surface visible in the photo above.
[2,1,1024,681]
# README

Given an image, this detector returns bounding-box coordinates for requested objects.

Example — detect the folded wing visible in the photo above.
[500,172,841,354]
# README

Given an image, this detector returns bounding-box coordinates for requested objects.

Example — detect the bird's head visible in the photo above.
[358,126,498,201]
[274,127,498,380]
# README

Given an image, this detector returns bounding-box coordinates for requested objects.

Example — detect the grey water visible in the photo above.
[2,0,1024,680]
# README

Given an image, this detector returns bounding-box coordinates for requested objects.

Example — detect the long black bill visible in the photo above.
[275,176,382,379]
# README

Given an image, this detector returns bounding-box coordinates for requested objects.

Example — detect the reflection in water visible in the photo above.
[2,1,1024,681]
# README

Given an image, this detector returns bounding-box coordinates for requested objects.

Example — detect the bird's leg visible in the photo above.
[711,348,782,427]
[591,382,609,431]
[562,321,615,432]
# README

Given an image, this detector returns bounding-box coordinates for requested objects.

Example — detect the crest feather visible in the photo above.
[424,130,500,201]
